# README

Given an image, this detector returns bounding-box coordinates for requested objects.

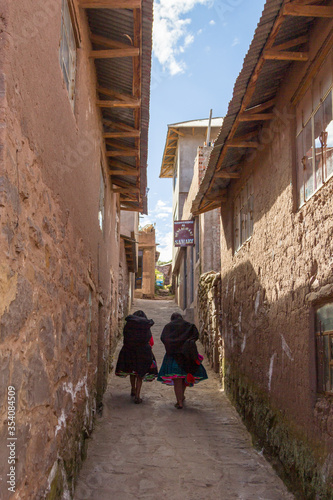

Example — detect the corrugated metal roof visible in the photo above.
[192,0,328,214]
[85,0,153,213]
[160,117,223,179]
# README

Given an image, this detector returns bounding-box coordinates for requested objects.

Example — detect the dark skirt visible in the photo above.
[157,354,208,386]
[115,346,158,381]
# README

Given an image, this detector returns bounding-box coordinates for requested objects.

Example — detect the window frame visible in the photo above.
[296,87,333,208]
[59,0,79,108]
[233,175,254,253]
[315,302,333,395]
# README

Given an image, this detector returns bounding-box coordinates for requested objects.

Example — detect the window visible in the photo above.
[98,167,105,231]
[59,0,77,107]
[234,176,253,252]
[315,303,333,393]
[297,90,333,206]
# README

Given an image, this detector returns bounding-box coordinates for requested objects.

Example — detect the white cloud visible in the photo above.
[156,231,173,262]
[197,28,203,35]
[209,19,215,25]
[232,37,240,47]
[153,0,210,75]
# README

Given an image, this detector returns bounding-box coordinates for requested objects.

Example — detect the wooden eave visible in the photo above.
[81,0,152,213]
[192,0,333,215]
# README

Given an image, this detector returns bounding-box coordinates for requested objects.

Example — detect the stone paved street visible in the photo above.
[74,299,294,500]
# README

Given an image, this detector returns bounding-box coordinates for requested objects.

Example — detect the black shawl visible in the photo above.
[161,318,200,375]
[123,314,154,348]
[116,315,155,378]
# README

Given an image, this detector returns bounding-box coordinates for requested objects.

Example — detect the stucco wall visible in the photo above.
[0,2,122,498]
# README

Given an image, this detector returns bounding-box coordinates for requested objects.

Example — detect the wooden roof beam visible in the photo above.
[104,131,140,139]
[283,4,333,18]
[90,48,140,58]
[272,35,308,51]
[97,99,141,108]
[215,171,241,178]
[90,34,134,50]
[239,113,275,122]
[169,127,185,136]
[79,0,141,8]
[109,170,138,176]
[103,119,139,133]
[263,49,309,61]
[106,150,138,157]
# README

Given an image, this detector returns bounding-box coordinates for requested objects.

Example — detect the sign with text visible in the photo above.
[174,220,194,247]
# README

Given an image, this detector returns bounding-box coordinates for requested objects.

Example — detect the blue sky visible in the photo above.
[140,0,266,261]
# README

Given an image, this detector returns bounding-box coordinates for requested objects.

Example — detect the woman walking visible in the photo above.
[158,312,208,409]
[115,310,158,404]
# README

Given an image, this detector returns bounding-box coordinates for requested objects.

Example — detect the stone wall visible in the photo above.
[0,2,122,498]
[198,271,223,378]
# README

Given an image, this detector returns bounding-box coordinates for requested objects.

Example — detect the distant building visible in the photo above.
[135,225,158,299]
[160,117,223,322]
[156,263,172,286]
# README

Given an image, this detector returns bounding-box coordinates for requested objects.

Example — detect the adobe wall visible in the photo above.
[216,18,333,498]
[0,2,121,498]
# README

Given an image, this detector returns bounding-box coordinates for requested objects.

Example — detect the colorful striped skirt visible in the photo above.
[157,354,208,387]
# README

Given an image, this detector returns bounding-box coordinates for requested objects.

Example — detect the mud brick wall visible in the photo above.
[218,22,333,498]
[0,2,123,498]
[198,271,223,378]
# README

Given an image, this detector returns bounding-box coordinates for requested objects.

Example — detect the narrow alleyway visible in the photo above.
[74,299,293,500]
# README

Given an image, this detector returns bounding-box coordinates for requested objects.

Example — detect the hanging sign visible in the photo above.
[174,220,194,247]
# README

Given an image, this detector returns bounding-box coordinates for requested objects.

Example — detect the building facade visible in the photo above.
[193,0,333,496]
[0,1,152,498]
[135,224,158,299]
[160,118,222,322]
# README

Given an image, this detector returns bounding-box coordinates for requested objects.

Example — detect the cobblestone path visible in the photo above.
[74,299,293,500]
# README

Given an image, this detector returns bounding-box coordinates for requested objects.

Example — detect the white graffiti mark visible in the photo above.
[268,353,277,392]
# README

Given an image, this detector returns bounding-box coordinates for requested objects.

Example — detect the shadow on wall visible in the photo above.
[216,258,333,498]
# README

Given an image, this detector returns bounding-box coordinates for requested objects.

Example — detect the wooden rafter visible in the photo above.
[90,48,140,58]
[109,170,138,176]
[199,200,224,214]
[79,0,141,8]
[215,171,241,179]
[263,49,308,61]
[104,131,140,139]
[199,3,289,210]
[238,113,275,122]
[90,34,134,50]
[283,4,333,18]
[96,99,141,108]
[271,35,308,51]
[106,150,138,157]
[103,119,139,133]
[169,127,185,136]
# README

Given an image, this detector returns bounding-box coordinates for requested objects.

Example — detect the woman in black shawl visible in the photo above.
[116,310,158,404]
[157,313,208,409]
